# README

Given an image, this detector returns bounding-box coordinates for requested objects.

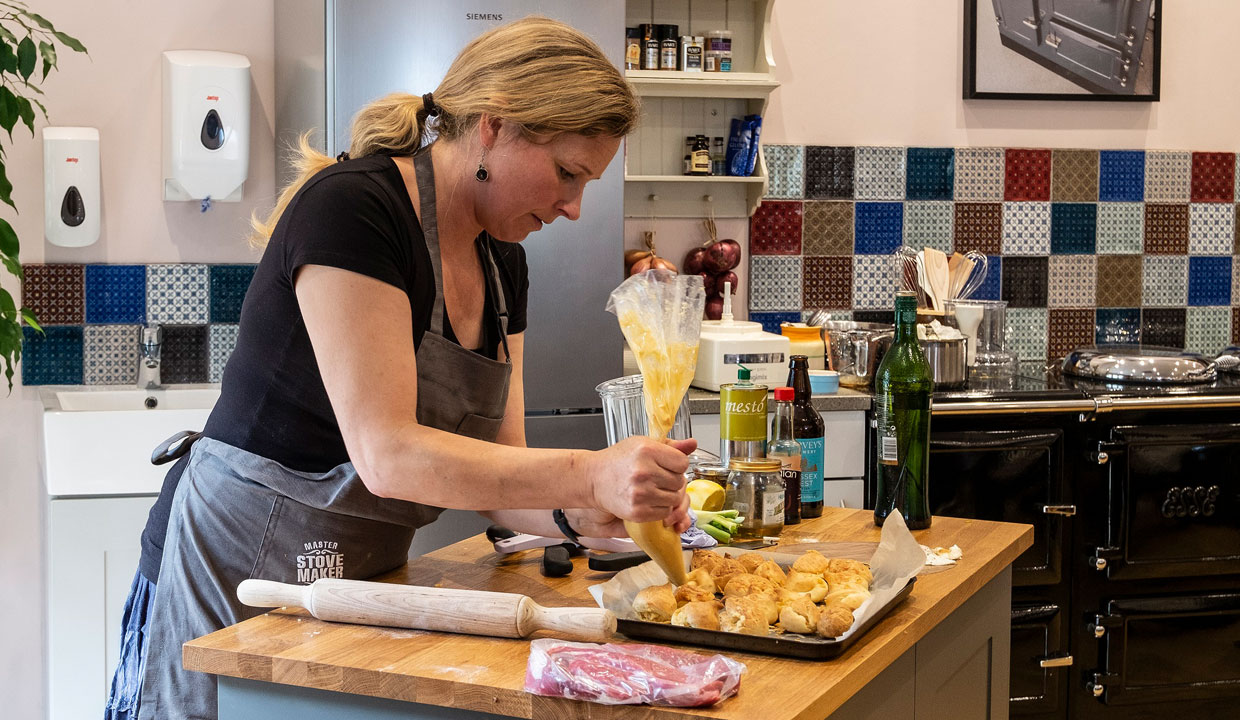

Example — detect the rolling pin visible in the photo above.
[237,578,616,642]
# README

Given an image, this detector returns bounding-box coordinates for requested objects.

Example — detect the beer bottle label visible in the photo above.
[799,436,825,503]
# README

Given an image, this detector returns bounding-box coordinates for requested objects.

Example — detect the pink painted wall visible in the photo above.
[0,2,273,717]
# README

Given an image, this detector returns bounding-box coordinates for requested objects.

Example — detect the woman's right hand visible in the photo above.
[585,436,695,524]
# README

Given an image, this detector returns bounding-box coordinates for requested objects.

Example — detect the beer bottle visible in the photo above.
[873,291,933,529]
[787,356,825,518]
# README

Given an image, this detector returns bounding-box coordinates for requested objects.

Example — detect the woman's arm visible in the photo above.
[294,264,689,522]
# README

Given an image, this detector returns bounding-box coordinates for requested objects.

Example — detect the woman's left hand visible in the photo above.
[566,492,692,538]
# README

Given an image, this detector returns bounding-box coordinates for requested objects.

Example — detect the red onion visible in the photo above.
[705,294,725,320]
[697,272,715,296]
[716,271,738,294]
[683,246,709,275]
[704,239,742,272]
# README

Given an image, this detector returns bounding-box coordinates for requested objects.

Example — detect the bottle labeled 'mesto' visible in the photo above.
[719,365,767,465]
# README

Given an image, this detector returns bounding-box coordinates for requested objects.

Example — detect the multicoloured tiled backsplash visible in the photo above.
[747,146,1240,363]
[17,263,255,385]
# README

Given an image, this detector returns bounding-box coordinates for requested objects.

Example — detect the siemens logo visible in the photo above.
[466,13,503,21]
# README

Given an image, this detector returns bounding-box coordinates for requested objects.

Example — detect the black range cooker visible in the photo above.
[866,361,1240,719]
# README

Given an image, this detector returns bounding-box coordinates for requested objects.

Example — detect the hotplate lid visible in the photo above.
[1062,345,1217,384]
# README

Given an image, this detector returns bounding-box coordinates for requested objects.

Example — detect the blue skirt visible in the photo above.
[104,569,155,720]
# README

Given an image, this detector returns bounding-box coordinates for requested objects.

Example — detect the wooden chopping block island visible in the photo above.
[186,509,1032,719]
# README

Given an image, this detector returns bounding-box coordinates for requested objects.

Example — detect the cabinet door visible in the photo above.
[48,496,157,720]
[993,0,1043,45]
[1010,601,1071,716]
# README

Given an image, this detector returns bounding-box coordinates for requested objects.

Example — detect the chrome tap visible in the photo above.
[138,325,163,389]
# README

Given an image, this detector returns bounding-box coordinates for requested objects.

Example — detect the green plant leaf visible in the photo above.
[0,216,16,256]
[19,306,40,332]
[1,253,22,280]
[51,31,85,54]
[16,36,35,79]
[0,25,16,45]
[38,39,53,78]
[0,162,14,210]
[0,86,16,138]
[0,40,16,74]
[23,11,55,31]
[15,95,31,134]
[0,318,19,394]
[27,94,45,119]
[0,286,16,319]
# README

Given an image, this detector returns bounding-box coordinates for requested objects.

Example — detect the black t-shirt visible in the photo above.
[138,154,529,582]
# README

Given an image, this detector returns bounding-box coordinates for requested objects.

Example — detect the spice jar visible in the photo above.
[658,24,679,70]
[725,458,785,540]
[625,27,641,70]
[640,24,660,70]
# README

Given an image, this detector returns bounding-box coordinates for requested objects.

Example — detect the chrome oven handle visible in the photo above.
[1039,655,1073,668]
[1042,505,1077,516]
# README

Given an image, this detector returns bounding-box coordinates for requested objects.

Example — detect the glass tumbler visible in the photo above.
[595,375,693,445]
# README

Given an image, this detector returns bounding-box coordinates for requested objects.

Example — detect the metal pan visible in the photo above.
[615,577,916,660]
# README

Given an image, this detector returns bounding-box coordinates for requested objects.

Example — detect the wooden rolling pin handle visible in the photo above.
[237,579,311,611]
[520,598,616,642]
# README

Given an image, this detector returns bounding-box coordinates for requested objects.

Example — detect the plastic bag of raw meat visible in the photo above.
[524,639,746,707]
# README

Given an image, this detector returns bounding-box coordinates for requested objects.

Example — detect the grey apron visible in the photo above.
[137,150,513,720]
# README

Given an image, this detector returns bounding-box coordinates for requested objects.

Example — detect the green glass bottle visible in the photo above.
[873,291,933,529]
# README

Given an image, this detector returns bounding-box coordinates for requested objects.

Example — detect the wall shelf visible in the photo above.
[625,174,766,183]
[625,70,778,99]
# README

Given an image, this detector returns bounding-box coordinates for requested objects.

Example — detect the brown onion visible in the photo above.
[683,246,709,275]
[705,239,742,273]
[651,255,677,272]
[629,254,655,275]
[705,294,725,320]
[624,249,651,274]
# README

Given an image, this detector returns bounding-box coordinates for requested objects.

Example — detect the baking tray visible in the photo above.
[614,576,916,660]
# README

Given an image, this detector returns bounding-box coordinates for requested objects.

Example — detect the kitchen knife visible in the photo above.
[237,578,615,642]
[587,539,770,573]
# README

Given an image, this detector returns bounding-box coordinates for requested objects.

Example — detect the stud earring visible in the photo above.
[475,148,489,182]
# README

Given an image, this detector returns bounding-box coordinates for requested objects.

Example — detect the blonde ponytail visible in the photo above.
[250,16,637,248]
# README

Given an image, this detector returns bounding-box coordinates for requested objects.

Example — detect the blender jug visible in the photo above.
[595,375,693,445]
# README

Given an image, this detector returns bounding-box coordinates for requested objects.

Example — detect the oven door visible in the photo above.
[929,429,1070,586]
[1010,601,1071,716]
[1086,593,1240,707]
[1093,424,1240,581]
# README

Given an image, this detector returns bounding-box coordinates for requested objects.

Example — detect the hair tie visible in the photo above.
[336,151,349,163]
[422,92,440,118]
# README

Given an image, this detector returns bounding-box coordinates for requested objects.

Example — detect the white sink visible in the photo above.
[41,386,220,496]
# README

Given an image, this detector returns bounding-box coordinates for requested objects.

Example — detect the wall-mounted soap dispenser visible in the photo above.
[162,50,251,203]
[43,127,101,248]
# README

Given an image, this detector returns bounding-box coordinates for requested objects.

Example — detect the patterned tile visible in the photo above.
[970,255,1002,301]
[803,256,852,310]
[160,325,209,384]
[1096,255,1143,308]
[208,323,239,383]
[803,310,851,324]
[1187,256,1232,307]
[1050,203,1097,254]
[1141,308,1187,349]
[1001,202,1051,255]
[802,201,853,256]
[209,264,256,323]
[147,264,209,324]
[1048,309,1095,362]
[852,310,891,324]
[1188,203,1234,255]
[1007,308,1049,365]
[1095,308,1141,345]
[854,202,904,255]
[1051,150,1098,202]
[903,201,954,253]
[1144,204,1190,254]
[1001,256,1048,308]
[21,264,83,325]
[1145,151,1192,202]
[1048,255,1096,308]
[1142,256,1188,307]
[953,203,1003,255]
[763,145,805,199]
[1185,307,1231,355]
[854,147,905,201]
[748,255,802,311]
[83,324,139,385]
[905,148,954,201]
[1233,307,1240,345]
[852,255,896,310]
[804,146,855,200]
[20,325,82,385]
[1096,203,1144,254]
[1098,151,1145,202]
[1004,149,1052,202]
[1236,204,1240,255]
[749,201,803,255]
[1235,258,1240,313]
[954,148,1004,202]
[750,311,802,335]
[85,265,146,324]
[1190,152,1235,203]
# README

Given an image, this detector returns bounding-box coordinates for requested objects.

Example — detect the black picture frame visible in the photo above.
[964,0,1161,102]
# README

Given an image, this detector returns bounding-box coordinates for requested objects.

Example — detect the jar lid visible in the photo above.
[693,464,730,479]
[728,457,782,471]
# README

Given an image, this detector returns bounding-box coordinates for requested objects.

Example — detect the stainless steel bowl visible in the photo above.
[918,337,967,389]
[809,317,893,388]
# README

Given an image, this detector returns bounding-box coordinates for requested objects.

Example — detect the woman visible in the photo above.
[105,17,694,720]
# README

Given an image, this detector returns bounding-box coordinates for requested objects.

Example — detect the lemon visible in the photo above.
[686,479,726,512]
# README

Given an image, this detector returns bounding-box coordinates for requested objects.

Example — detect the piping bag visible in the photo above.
[606,269,705,586]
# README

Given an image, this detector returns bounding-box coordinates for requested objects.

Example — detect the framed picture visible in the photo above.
[964,0,1161,101]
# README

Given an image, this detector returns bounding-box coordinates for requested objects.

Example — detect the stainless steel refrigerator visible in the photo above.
[275,1,624,552]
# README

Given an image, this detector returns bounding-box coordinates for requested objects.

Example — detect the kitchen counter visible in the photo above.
[185,509,1032,719]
